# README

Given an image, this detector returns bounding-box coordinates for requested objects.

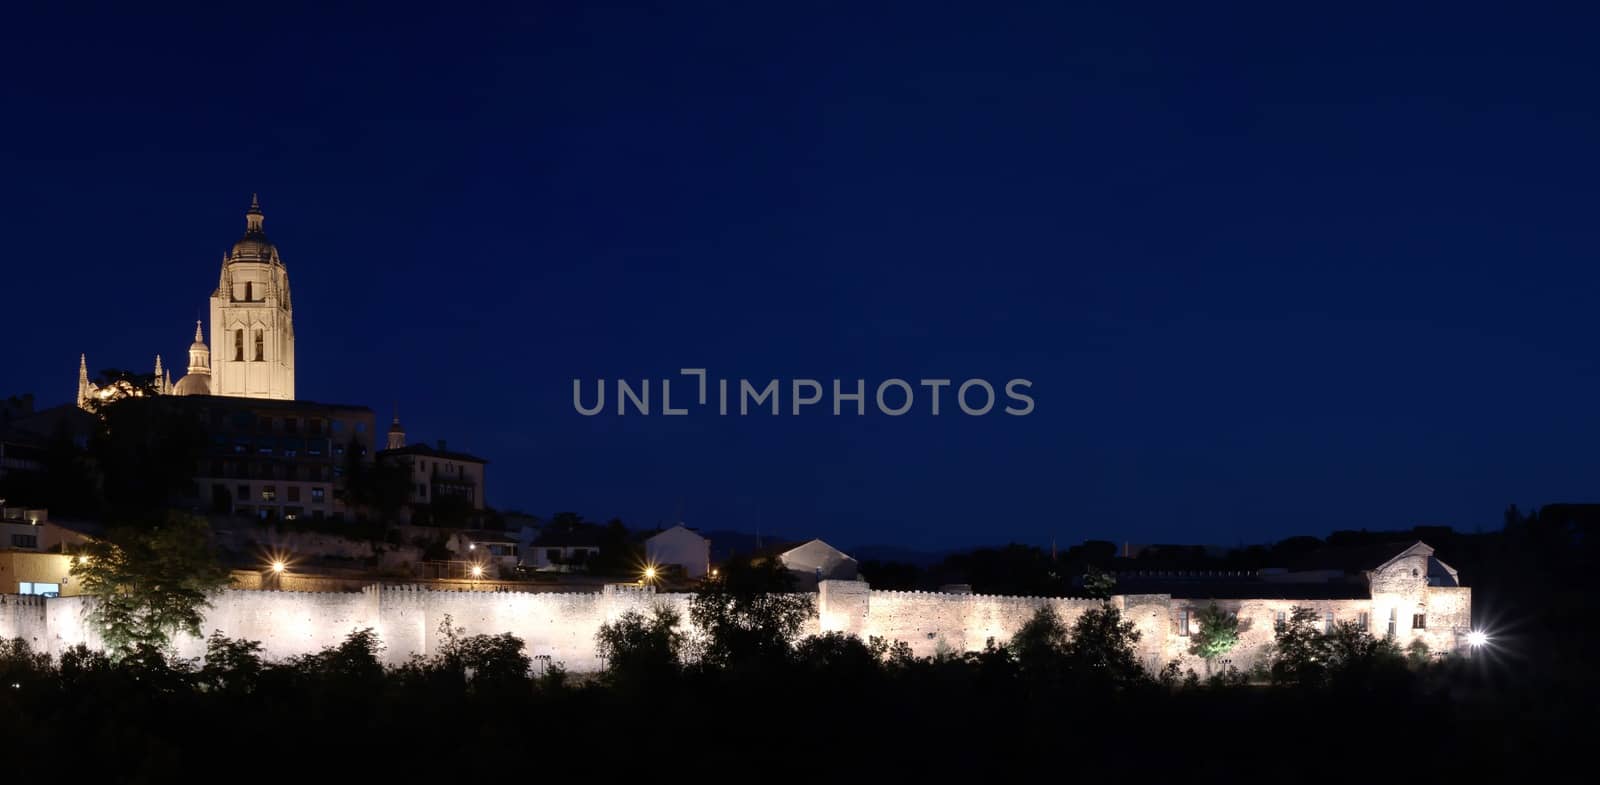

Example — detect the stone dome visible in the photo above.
[231,233,276,261]
[172,373,210,396]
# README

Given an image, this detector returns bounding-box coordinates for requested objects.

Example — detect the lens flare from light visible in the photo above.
[1467,630,1489,647]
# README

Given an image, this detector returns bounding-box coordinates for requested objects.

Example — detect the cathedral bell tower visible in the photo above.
[210,195,295,400]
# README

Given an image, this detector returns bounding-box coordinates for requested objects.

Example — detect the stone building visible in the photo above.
[376,412,489,526]
[77,195,294,409]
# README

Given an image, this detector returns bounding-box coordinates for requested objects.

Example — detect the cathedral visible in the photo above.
[77,195,296,408]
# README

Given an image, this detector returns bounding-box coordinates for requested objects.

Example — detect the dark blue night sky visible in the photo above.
[4,3,1598,550]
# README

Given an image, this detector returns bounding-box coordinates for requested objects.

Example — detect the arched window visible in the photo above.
[254,329,265,361]
[234,329,244,361]
[244,282,254,302]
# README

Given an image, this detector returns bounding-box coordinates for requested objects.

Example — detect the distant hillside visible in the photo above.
[848,544,952,567]
[696,530,952,567]
[701,530,794,563]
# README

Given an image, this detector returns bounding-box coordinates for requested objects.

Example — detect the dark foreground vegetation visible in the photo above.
[1,559,1589,783]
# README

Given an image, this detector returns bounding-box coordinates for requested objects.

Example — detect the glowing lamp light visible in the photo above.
[470,565,485,579]
[643,566,657,581]
[1467,630,1489,647]
[270,560,286,574]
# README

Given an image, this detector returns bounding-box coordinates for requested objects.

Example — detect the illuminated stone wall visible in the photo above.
[853,589,1102,657]
[0,579,1472,672]
[0,594,51,648]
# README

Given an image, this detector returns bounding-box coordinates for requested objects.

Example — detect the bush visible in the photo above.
[595,605,684,687]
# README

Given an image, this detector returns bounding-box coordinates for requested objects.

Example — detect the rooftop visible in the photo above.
[379,442,489,464]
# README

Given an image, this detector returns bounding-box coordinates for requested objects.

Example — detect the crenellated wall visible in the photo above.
[0,578,1472,672]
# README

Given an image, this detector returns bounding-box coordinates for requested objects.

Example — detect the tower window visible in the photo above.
[234,329,244,361]
[254,329,264,361]
[244,282,253,302]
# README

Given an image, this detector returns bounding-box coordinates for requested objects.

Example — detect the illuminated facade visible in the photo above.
[77,195,294,409]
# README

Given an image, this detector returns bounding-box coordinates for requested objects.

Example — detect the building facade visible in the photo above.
[752,538,859,589]
[177,396,376,522]
[645,524,710,579]
[376,414,488,526]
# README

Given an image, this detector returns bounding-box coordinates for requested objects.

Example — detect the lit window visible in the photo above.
[19,582,60,597]
[311,487,325,503]
[1178,609,1191,636]
[261,486,277,502]
[1412,614,1427,630]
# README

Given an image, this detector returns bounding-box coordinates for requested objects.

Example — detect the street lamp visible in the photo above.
[271,560,286,575]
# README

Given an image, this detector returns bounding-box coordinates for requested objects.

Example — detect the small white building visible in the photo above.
[752,538,858,589]
[645,524,710,579]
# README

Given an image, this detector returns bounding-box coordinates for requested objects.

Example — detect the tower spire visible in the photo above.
[386,403,406,450]
[245,193,264,232]
[194,320,204,343]
[77,353,90,408]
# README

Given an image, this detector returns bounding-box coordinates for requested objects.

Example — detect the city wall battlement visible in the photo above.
[0,580,1470,672]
